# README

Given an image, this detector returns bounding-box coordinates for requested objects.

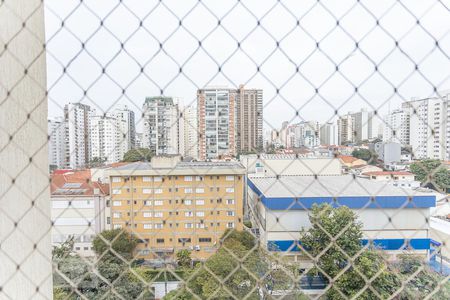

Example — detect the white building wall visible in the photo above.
[65,103,95,169]
[240,156,342,176]
[383,109,409,145]
[403,94,449,160]
[262,209,430,242]
[48,117,66,169]
[51,195,110,257]
[320,122,338,145]
[0,1,53,298]
[112,106,136,160]
[90,115,122,164]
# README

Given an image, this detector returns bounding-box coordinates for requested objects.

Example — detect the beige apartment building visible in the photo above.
[108,156,245,262]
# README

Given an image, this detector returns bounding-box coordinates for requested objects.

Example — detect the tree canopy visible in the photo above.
[410,159,450,192]
[300,204,401,299]
[92,228,139,259]
[122,148,153,162]
[351,148,378,164]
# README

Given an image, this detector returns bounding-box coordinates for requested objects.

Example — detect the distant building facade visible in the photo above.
[402,92,450,160]
[142,97,179,155]
[64,103,95,169]
[236,85,263,153]
[48,117,66,169]
[179,105,198,159]
[197,87,237,160]
[319,122,338,145]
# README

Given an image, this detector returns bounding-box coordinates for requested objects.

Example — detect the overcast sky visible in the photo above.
[45,0,450,132]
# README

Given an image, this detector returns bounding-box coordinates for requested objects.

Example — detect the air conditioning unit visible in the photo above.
[194,245,201,251]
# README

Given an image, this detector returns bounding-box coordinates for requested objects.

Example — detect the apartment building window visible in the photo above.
[143,188,152,194]
[154,188,163,194]
[227,211,235,216]
[154,176,163,182]
[196,223,205,229]
[156,238,164,243]
[178,238,191,243]
[112,189,121,195]
[196,200,205,205]
[185,223,193,229]
[199,238,212,243]
[226,188,234,193]
[185,211,193,217]
[227,222,235,228]
[226,199,235,205]
[113,224,122,229]
[184,200,192,205]
[217,198,222,203]
[143,224,152,229]
[225,176,234,181]
[155,223,164,229]
[154,212,163,218]
[106,200,110,207]
[196,211,205,217]
[143,212,152,218]
[112,177,121,183]
[144,200,152,206]
[195,176,203,181]
[106,217,110,225]
[154,200,163,206]
[143,176,152,182]
[113,201,122,207]
[184,176,192,182]
[195,188,204,194]
[185,188,193,193]
[113,212,121,218]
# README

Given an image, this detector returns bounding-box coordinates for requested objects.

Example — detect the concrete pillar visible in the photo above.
[0,1,52,299]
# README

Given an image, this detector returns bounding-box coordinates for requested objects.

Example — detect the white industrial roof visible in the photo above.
[249,175,437,198]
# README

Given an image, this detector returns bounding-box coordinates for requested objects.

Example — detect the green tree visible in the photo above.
[92,229,139,259]
[165,230,304,300]
[352,148,377,164]
[410,159,450,192]
[52,236,75,259]
[396,255,450,299]
[122,148,153,162]
[300,204,401,299]
[176,249,192,268]
[88,156,107,168]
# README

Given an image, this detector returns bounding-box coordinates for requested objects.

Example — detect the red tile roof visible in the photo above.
[51,170,109,196]
[338,155,359,163]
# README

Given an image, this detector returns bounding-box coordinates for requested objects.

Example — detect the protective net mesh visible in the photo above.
[1,0,449,299]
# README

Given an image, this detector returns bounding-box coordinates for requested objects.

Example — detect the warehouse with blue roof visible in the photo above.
[247,173,436,261]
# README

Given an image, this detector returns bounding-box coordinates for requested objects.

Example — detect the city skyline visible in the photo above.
[45,1,450,131]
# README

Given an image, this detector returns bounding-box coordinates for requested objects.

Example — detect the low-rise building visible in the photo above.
[107,156,246,262]
[51,170,110,257]
[247,174,436,263]
[362,171,420,189]
[338,155,367,169]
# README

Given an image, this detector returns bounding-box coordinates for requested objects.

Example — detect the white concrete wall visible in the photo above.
[0,1,52,299]
[262,208,430,242]
[241,156,342,176]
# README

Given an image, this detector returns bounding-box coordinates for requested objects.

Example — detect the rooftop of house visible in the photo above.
[51,170,109,196]
[338,155,361,164]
